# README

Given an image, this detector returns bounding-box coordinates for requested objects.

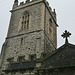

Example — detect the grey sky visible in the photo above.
[0,0,75,53]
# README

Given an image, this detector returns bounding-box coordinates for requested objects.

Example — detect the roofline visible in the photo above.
[38,65,75,71]
[2,67,35,72]
[10,0,43,12]
[43,1,58,27]
[36,43,75,62]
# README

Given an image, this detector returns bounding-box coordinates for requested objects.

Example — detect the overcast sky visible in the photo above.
[0,0,75,53]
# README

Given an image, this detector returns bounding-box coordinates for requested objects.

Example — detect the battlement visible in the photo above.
[13,0,56,15]
[12,0,43,11]
[12,0,56,18]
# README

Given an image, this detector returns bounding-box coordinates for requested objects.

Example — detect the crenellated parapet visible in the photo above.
[12,0,52,10]
[13,0,18,9]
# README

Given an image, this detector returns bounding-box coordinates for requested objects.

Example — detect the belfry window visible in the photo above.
[21,11,29,30]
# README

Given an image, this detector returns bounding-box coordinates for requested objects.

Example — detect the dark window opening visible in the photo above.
[21,38,23,44]
[22,22,23,25]
[25,21,26,24]
[49,18,52,23]
[22,16,24,19]
[25,16,27,19]
[30,56,34,61]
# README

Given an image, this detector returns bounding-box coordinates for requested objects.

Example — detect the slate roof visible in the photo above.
[39,43,75,69]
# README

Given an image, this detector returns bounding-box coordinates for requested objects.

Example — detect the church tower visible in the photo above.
[1,0,58,72]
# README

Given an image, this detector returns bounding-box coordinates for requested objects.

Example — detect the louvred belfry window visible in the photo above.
[21,11,29,30]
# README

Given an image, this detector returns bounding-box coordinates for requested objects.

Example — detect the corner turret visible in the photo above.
[13,0,18,9]
[26,0,30,3]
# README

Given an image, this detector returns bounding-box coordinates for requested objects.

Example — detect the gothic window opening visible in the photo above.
[21,38,23,45]
[21,11,30,30]
[31,56,34,61]
[49,18,53,32]
[49,18,52,24]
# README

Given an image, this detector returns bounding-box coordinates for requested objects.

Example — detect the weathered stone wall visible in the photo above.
[1,0,57,72]
[44,2,57,53]
[6,31,44,60]
[1,1,45,70]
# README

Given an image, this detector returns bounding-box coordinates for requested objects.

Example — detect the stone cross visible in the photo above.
[61,30,71,44]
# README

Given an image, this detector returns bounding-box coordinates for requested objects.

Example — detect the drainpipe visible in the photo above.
[44,0,46,53]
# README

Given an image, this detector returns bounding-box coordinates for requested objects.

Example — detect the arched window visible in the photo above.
[21,11,29,30]
[49,18,53,32]
[21,38,23,44]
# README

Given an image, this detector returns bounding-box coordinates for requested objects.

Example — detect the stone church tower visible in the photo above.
[0,0,58,74]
